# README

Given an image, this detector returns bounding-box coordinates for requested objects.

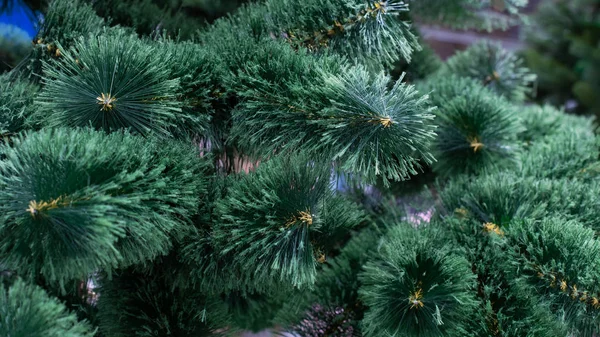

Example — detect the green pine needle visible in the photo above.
[423,75,522,177]
[359,225,478,337]
[96,263,231,337]
[439,40,536,102]
[36,32,185,137]
[0,128,208,285]
[0,74,39,136]
[212,153,364,289]
[230,43,436,184]
[0,278,95,337]
[505,218,600,336]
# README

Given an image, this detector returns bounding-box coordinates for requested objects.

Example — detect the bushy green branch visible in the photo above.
[211,153,365,289]
[0,128,208,285]
[359,225,478,337]
[438,41,536,102]
[0,278,95,337]
[421,75,521,177]
[229,40,436,184]
[36,32,187,137]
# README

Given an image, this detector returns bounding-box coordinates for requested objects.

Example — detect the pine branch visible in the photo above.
[36,32,186,137]
[229,41,436,184]
[96,260,232,337]
[0,128,209,285]
[409,0,528,32]
[0,278,95,337]
[421,75,521,177]
[202,0,419,67]
[506,218,600,336]
[438,41,536,102]
[359,225,478,337]
[211,153,365,289]
[0,73,39,137]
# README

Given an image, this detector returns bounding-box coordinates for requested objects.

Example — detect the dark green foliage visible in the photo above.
[154,38,225,139]
[36,0,105,47]
[534,178,600,232]
[284,228,383,336]
[505,218,600,336]
[391,41,443,82]
[212,154,366,289]
[520,130,600,179]
[97,260,231,337]
[90,0,248,40]
[230,43,436,184]
[0,128,208,285]
[0,278,95,337]
[15,0,106,80]
[359,225,478,337]
[1,0,598,335]
[418,73,486,108]
[517,104,595,144]
[424,77,521,176]
[522,0,600,115]
[92,0,202,39]
[223,288,300,332]
[441,172,600,235]
[0,74,39,136]
[319,68,436,183]
[202,0,418,68]
[264,0,418,65]
[36,33,189,137]
[439,40,536,102]
[438,172,544,226]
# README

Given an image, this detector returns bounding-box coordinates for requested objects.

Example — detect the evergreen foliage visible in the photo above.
[96,259,230,337]
[421,75,521,176]
[408,0,528,31]
[505,217,600,336]
[522,0,600,116]
[359,225,478,337]
[0,278,95,337]
[0,128,208,285]
[16,0,106,80]
[0,73,39,137]
[517,104,595,144]
[36,33,186,137]
[439,40,536,102]
[230,51,437,184]
[2,0,600,336]
[212,154,365,289]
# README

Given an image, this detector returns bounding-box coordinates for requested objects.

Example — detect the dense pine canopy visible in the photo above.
[1,0,599,336]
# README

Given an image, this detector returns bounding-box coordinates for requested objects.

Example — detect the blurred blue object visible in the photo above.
[0,0,38,39]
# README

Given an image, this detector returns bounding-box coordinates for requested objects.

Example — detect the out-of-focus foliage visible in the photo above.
[522,0,600,116]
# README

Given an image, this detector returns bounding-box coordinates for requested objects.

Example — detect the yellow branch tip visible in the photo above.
[27,198,64,218]
[483,222,504,236]
[409,288,424,309]
[97,93,117,111]
[369,116,393,128]
[285,210,313,228]
[470,138,484,153]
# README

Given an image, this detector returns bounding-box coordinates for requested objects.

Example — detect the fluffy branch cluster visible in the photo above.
[2,0,599,336]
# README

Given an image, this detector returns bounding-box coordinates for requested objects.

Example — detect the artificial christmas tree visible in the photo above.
[1,0,599,336]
